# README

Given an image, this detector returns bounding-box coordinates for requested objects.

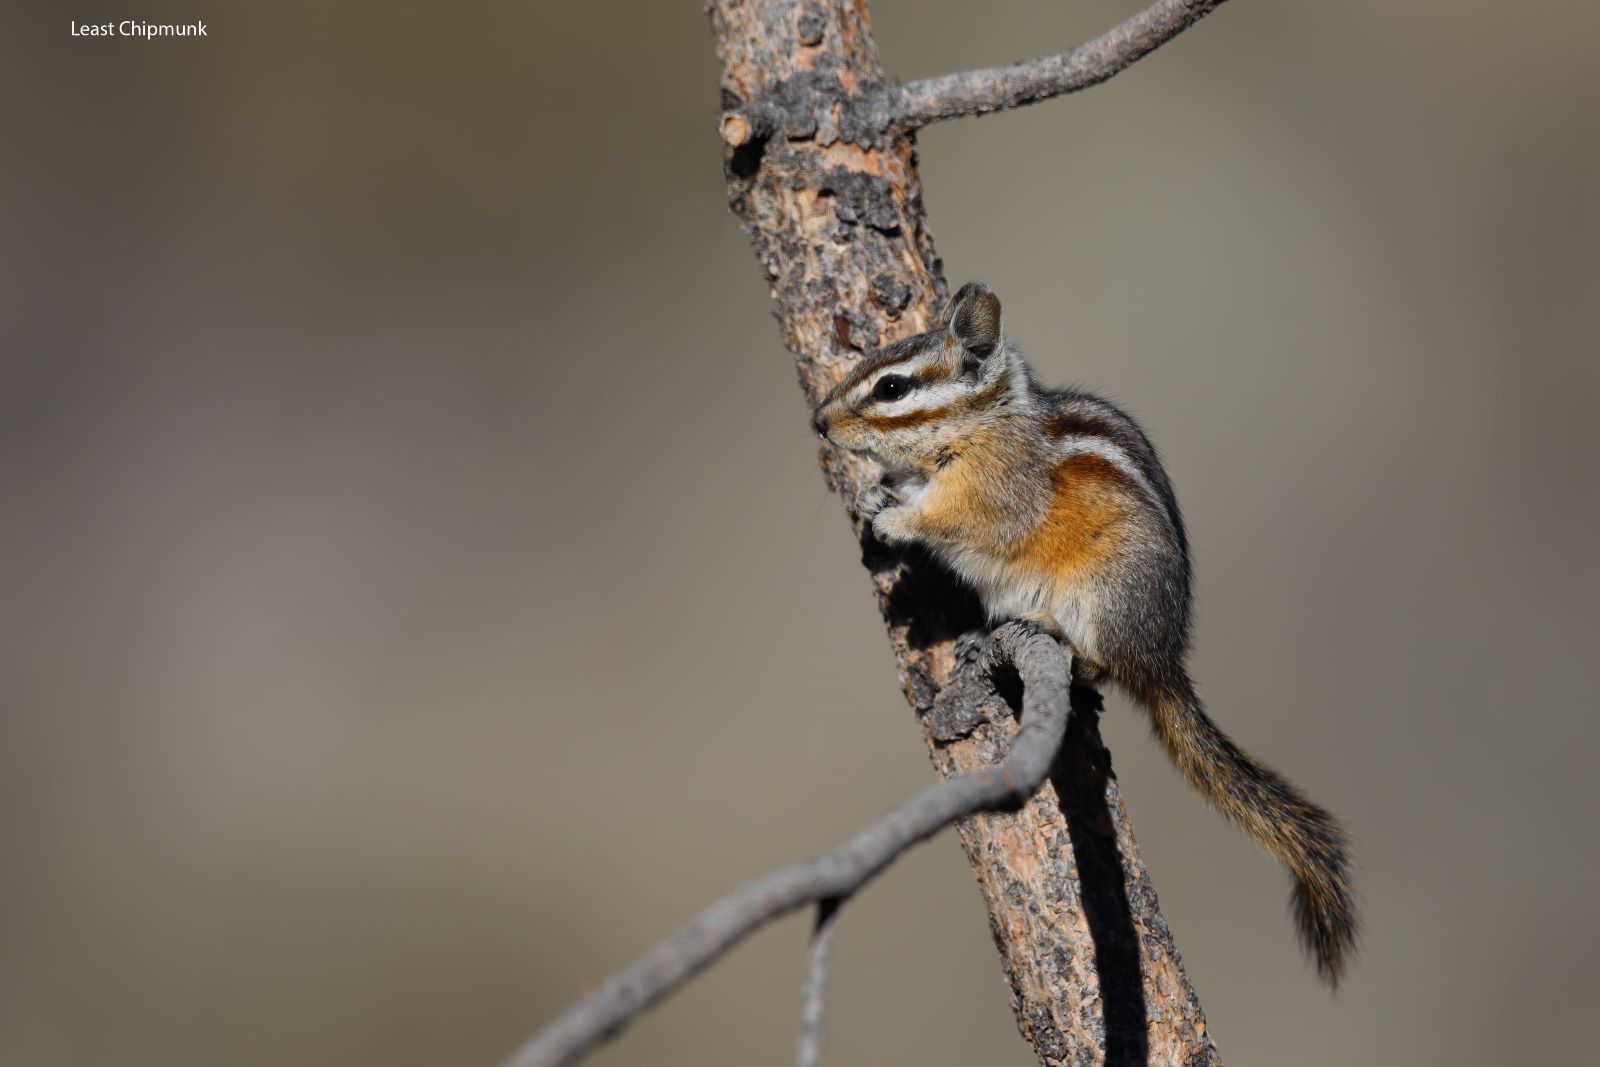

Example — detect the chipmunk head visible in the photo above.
[812,282,1023,473]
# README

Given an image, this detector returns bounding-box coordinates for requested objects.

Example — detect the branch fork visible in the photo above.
[720,0,1227,148]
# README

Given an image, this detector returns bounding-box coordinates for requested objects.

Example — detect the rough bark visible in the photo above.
[709,2,1220,1064]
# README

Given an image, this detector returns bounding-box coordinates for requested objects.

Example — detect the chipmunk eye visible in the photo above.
[872,375,911,402]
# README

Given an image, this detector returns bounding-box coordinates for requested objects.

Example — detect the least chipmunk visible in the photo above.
[813,282,1358,985]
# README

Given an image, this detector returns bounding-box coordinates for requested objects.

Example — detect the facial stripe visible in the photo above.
[863,404,953,431]
[850,361,1014,433]
[883,340,1004,403]
[857,351,957,402]
[830,332,940,398]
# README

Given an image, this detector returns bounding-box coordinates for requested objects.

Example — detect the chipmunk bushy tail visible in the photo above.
[1147,678,1359,986]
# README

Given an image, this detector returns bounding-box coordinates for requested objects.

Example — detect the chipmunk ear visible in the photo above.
[943,281,1002,360]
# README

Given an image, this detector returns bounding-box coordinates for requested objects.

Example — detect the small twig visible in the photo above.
[794,899,841,1067]
[498,623,1072,1067]
[890,0,1228,128]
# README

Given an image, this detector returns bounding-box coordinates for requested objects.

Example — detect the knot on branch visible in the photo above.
[818,169,899,233]
[719,73,900,150]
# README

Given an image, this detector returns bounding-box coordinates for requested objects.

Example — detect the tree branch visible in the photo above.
[704,2,1225,1062]
[793,898,841,1067]
[891,0,1229,128]
[716,0,1229,147]
[500,625,1073,1067]
[503,5,1226,1064]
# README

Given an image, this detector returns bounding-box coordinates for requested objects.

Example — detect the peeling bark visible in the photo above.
[710,2,1221,1063]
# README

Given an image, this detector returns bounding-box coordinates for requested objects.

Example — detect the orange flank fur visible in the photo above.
[1006,454,1130,579]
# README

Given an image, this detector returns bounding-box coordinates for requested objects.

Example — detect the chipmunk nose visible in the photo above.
[812,411,830,439]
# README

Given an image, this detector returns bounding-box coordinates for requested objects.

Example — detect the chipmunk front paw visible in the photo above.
[854,482,900,522]
[871,505,919,546]
[854,484,916,545]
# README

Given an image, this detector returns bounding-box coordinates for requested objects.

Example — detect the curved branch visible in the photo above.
[890,0,1228,128]
[498,625,1071,1067]
[793,900,841,1067]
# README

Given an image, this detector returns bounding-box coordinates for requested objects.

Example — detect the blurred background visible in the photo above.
[4,1,1598,1064]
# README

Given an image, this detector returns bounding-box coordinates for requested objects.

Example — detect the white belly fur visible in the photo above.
[938,543,1101,662]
